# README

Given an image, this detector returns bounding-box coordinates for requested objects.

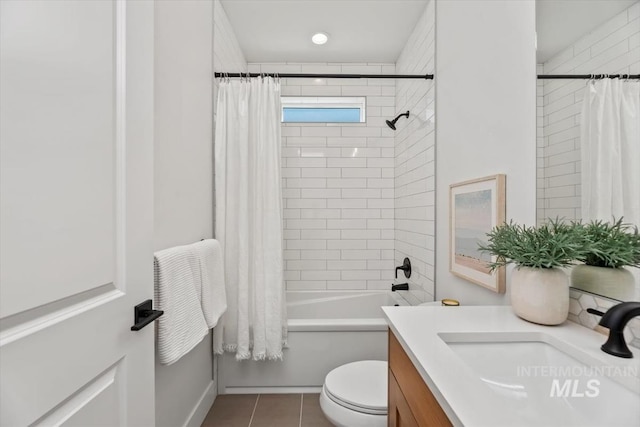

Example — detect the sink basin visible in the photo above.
[439,332,640,427]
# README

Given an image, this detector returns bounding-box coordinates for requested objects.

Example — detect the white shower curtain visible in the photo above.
[213,77,287,360]
[581,78,640,226]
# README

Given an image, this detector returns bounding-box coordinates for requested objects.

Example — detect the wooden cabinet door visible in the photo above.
[388,370,419,427]
[388,330,453,427]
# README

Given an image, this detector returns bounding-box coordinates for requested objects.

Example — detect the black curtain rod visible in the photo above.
[538,74,640,79]
[214,72,433,80]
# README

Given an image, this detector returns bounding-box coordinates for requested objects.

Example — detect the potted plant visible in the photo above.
[571,218,640,301]
[479,219,586,325]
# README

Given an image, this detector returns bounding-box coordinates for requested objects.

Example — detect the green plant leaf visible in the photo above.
[575,218,640,268]
[478,219,587,271]
[478,217,640,272]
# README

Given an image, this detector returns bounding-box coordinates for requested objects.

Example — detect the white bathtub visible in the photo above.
[218,291,408,394]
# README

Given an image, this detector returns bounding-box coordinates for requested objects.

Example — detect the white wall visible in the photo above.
[536,63,545,224]
[435,0,537,304]
[248,62,397,291]
[394,1,436,304]
[538,2,640,221]
[154,1,216,426]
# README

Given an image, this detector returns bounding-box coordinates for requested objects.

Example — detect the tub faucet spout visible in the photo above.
[391,283,409,292]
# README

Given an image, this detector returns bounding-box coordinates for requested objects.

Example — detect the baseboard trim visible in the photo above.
[183,380,216,427]
[222,386,322,395]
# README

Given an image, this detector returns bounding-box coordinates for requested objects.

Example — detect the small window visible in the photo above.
[281,97,366,123]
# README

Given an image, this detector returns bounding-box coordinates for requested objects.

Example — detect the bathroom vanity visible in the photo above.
[388,331,452,426]
[383,306,640,427]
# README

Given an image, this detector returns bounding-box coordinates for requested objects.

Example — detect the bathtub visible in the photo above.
[217,290,408,394]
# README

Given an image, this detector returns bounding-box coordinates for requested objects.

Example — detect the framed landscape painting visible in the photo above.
[449,174,506,293]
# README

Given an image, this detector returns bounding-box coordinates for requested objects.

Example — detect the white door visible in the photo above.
[0,1,156,425]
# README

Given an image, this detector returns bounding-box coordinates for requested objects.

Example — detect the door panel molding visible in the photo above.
[0,283,122,346]
[32,362,121,427]
[0,0,118,318]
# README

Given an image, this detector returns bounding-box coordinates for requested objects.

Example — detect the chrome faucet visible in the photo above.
[594,301,640,358]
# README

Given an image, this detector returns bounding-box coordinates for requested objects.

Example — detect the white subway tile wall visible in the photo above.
[248,62,397,291]
[394,1,436,303]
[212,0,247,124]
[213,1,246,73]
[213,0,247,119]
[538,3,640,222]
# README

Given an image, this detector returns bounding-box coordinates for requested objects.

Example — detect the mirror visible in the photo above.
[535,0,640,301]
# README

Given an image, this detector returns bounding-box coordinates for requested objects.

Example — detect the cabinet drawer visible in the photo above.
[388,329,452,426]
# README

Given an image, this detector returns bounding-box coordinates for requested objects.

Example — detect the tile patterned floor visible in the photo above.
[201,394,333,427]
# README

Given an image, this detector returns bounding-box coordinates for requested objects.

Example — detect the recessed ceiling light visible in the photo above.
[312,32,329,45]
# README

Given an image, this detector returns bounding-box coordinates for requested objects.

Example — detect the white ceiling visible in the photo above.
[536,0,637,63]
[220,0,638,65]
[219,0,429,63]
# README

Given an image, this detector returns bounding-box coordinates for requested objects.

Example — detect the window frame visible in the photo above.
[281,96,367,123]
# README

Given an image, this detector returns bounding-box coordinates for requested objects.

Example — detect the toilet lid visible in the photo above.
[324,360,387,415]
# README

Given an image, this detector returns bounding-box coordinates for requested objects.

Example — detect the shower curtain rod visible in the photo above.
[214,72,433,80]
[538,74,640,79]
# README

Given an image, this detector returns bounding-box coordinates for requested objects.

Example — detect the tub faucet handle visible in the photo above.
[395,258,412,279]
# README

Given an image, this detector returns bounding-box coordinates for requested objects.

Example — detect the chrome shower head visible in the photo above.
[386,111,410,130]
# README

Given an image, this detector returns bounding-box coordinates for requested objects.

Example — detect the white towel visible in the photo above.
[154,246,209,365]
[191,239,227,328]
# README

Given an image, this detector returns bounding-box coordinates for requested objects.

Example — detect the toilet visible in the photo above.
[319,360,388,427]
[319,302,447,426]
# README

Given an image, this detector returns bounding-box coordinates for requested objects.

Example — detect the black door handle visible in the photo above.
[131,299,164,331]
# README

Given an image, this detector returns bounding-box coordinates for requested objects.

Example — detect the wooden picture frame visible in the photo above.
[449,174,506,293]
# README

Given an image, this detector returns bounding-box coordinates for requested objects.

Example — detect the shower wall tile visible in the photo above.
[394,1,436,304]
[538,5,639,222]
[250,62,396,291]
[213,0,246,121]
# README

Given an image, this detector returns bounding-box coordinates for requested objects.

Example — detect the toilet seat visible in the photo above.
[320,360,387,427]
[323,360,387,415]
[324,385,387,416]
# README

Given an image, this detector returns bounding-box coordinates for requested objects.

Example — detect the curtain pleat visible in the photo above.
[581,79,640,226]
[213,78,286,360]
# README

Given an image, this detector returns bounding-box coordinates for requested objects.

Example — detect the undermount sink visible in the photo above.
[438,332,640,426]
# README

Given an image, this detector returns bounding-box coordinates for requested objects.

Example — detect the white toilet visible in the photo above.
[319,360,387,427]
[319,302,445,426]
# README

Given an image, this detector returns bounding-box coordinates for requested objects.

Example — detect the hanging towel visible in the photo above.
[191,239,227,328]
[154,246,209,365]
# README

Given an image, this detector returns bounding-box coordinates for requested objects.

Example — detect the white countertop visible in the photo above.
[383,306,640,427]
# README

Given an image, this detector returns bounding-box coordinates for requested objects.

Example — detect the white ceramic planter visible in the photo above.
[510,266,569,325]
[570,265,636,301]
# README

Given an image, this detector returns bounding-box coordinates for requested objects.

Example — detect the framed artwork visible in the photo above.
[449,174,506,293]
